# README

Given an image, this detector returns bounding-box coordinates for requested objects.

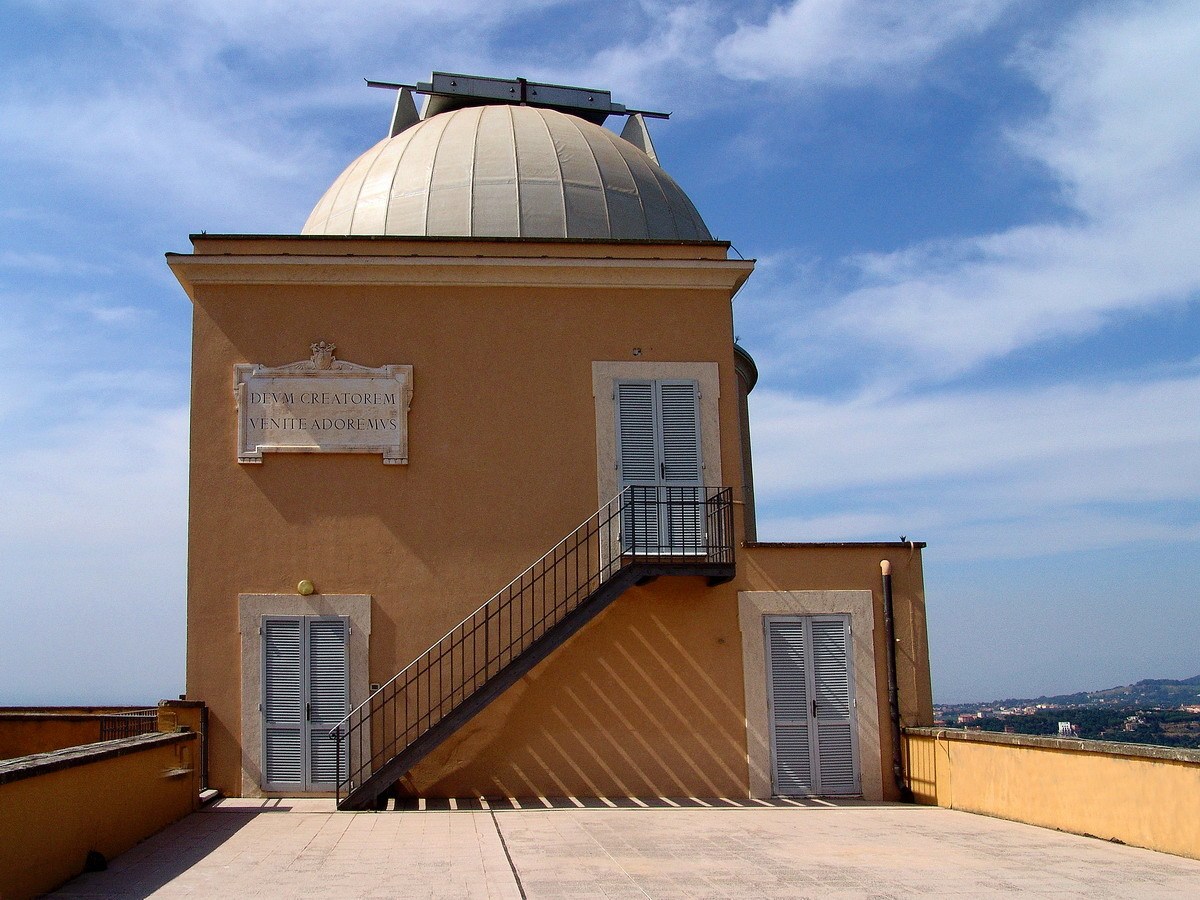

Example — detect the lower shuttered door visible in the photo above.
[262,616,349,792]
[765,615,860,796]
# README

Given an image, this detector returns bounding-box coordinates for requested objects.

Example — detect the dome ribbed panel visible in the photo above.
[541,108,609,238]
[351,132,413,233]
[655,166,711,240]
[471,106,520,237]
[613,139,679,239]
[425,106,481,236]
[385,112,449,234]
[586,128,648,239]
[324,141,388,236]
[301,105,711,240]
[512,105,567,237]
[303,163,344,233]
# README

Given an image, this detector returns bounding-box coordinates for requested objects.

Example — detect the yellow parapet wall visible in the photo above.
[0,708,156,759]
[904,727,1200,860]
[0,732,199,900]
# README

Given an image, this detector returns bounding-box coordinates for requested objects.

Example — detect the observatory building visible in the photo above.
[168,72,932,808]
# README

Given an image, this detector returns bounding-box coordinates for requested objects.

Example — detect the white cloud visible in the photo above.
[763,0,1200,382]
[38,0,575,58]
[552,3,721,113]
[0,87,329,230]
[0,251,108,276]
[752,374,1200,496]
[716,0,1016,84]
[749,371,1200,558]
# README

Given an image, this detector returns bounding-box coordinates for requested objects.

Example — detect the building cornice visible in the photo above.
[167,252,756,299]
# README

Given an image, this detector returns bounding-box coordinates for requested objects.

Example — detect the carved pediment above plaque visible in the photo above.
[234,342,413,465]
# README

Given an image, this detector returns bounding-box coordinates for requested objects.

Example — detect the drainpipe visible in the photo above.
[881,560,913,802]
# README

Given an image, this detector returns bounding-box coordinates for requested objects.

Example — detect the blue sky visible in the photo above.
[1,0,1196,705]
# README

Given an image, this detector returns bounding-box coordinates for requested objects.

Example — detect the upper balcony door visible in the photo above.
[615,379,705,554]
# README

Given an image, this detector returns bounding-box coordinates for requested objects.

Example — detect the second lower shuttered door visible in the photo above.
[765,615,860,796]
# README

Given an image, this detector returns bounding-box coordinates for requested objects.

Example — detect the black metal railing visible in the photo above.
[332,485,733,807]
[99,708,159,741]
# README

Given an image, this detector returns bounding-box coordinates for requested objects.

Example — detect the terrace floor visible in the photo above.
[51,797,1200,898]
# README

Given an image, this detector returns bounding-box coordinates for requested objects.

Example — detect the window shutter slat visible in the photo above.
[307,618,349,722]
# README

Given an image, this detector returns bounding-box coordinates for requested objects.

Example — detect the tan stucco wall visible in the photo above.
[738,544,933,802]
[905,729,1200,860]
[175,238,753,797]
[172,236,931,800]
[0,734,199,900]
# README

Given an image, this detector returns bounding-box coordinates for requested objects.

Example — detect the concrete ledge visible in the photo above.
[0,732,195,786]
[905,726,1200,765]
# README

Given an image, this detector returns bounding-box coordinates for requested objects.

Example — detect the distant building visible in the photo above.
[168,72,934,808]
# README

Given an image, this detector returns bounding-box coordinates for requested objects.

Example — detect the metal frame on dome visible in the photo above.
[366,71,669,126]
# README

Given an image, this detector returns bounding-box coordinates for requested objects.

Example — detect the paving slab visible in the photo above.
[49,799,1200,898]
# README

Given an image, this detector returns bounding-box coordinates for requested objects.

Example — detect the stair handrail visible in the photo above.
[330,486,632,736]
[330,484,734,806]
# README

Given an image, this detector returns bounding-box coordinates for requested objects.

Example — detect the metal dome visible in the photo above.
[302,105,712,241]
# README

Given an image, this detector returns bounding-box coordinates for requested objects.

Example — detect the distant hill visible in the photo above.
[934,675,1200,750]
[940,675,1200,712]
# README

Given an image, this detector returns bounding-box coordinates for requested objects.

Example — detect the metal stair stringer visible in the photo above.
[339,563,645,810]
[332,486,736,811]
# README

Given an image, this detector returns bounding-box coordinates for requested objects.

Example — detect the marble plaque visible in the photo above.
[235,342,413,464]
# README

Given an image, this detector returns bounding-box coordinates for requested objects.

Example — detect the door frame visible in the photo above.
[237,593,371,797]
[737,590,883,800]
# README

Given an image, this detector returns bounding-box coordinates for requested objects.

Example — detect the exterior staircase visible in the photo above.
[332,486,735,810]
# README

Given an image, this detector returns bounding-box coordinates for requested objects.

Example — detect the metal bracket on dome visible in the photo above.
[619,114,659,164]
[366,73,669,128]
[389,87,420,137]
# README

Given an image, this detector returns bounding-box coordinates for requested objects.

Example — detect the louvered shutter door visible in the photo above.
[657,381,703,553]
[306,617,349,789]
[766,619,814,795]
[263,618,304,788]
[812,617,859,795]
[615,381,660,551]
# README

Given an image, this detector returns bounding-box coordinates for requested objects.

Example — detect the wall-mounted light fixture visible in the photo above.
[297,579,316,596]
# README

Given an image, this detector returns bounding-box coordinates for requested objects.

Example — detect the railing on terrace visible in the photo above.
[333,485,734,809]
[99,708,159,741]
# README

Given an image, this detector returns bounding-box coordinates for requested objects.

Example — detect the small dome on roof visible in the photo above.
[302,105,711,241]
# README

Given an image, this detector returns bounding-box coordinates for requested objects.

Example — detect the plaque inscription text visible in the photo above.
[235,343,413,464]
